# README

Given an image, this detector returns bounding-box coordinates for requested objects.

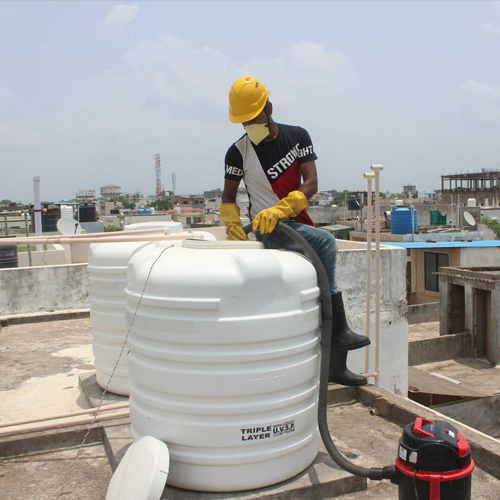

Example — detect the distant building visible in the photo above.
[100,185,122,201]
[76,189,96,202]
[403,184,417,200]
[204,188,222,200]
[123,190,143,204]
[438,171,500,207]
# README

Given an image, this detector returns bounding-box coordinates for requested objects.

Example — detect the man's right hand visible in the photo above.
[219,203,248,241]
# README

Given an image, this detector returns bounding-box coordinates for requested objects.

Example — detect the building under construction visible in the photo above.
[439,170,500,206]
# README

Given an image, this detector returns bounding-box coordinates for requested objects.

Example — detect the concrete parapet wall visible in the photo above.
[409,332,473,366]
[17,244,69,268]
[337,243,409,396]
[408,302,439,324]
[0,264,89,316]
[437,395,500,438]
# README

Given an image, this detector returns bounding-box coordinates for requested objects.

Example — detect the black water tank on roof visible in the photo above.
[79,204,97,222]
[347,195,361,210]
[41,202,61,233]
[0,236,18,268]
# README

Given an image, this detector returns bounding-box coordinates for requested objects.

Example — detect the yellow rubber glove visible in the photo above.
[252,191,309,234]
[219,203,248,241]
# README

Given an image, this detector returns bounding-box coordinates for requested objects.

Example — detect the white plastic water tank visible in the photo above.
[123,221,182,232]
[89,242,151,395]
[467,198,477,207]
[125,239,321,492]
[89,232,217,396]
[60,205,74,219]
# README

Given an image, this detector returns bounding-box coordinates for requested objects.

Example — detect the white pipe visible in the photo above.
[370,165,383,386]
[363,173,375,374]
[0,409,130,437]
[33,176,42,251]
[0,402,129,429]
[0,231,204,246]
[7,226,171,242]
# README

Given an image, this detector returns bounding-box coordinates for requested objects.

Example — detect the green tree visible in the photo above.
[481,217,500,240]
[328,191,348,207]
[151,199,172,211]
[1,199,12,205]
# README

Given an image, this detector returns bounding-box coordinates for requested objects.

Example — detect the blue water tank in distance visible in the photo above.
[391,207,418,235]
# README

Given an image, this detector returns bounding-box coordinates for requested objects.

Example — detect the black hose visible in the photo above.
[244,221,395,481]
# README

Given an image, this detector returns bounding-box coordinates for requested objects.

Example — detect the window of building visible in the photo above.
[186,217,192,224]
[194,217,202,223]
[424,252,449,292]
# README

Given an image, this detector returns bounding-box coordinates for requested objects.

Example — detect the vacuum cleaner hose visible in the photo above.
[244,221,395,481]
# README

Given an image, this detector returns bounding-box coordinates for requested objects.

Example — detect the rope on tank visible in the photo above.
[54,246,174,500]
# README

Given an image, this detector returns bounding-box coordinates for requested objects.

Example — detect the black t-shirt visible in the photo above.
[224,123,318,225]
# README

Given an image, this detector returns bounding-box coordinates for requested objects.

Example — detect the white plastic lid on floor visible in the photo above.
[106,436,170,500]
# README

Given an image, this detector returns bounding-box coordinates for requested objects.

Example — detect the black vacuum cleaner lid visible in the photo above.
[398,418,471,471]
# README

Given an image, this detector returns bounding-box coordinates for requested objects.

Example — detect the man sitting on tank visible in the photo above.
[219,76,371,387]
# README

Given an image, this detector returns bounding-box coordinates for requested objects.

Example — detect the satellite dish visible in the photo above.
[57,217,82,235]
[463,211,476,226]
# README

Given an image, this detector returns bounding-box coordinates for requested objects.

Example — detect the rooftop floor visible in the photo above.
[1,318,500,499]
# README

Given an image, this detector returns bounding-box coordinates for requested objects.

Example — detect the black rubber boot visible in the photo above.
[329,349,368,386]
[331,292,371,351]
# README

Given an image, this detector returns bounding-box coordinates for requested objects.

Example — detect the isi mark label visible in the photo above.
[240,420,295,442]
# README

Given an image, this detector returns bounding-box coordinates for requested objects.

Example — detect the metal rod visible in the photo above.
[0,402,129,429]
[3,215,8,236]
[3,226,171,242]
[0,409,130,437]
[363,173,375,374]
[371,165,383,386]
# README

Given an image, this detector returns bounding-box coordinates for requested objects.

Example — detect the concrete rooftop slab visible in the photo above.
[416,358,500,396]
[2,316,500,499]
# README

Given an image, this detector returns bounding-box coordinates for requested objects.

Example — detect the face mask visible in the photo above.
[244,123,270,145]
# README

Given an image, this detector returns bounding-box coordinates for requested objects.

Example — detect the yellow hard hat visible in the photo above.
[228,76,271,124]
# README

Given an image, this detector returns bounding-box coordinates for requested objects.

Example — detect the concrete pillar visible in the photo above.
[491,286,500,366]
[439,276,451,336]
[464,285,474,336]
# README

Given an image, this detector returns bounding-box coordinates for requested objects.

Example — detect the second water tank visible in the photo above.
[89,232,217,395]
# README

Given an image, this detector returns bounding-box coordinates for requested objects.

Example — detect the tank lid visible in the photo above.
[181,239,264,250]
[106,436,169,500]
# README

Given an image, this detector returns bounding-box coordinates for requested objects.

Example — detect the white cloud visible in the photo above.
[0,82,19,107]
[122,34,229,117]
[483,1,500,36]
[457,79,500,123]
[103,4,139,26]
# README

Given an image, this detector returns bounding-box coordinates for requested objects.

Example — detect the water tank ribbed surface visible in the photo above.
[89,242,151,395]
[79,204,97,222]
[41,202,61,232]
[125,240,321,492]
[89,233,217,395]
[60,205,74,219]
[391,207,418,234]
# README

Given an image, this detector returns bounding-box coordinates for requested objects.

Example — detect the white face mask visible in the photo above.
[244,123,270,145]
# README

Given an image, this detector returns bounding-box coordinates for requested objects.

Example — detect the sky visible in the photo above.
[1,1,500,203]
